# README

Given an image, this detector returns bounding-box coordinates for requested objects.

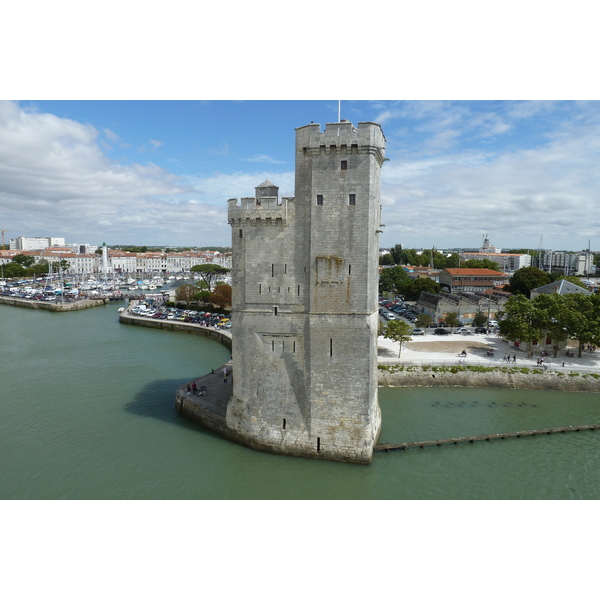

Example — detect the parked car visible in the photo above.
[433,328,451,335]
[455,327,471,335]
[475,327,487,334]
[412,328,425,335]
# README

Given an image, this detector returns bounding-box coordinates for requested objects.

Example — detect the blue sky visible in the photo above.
[2,3,598,254]
[2,99,599,252]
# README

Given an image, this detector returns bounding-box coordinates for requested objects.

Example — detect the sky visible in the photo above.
[2,99,599,253]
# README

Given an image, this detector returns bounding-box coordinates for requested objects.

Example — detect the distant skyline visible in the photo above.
[1,99,598,253]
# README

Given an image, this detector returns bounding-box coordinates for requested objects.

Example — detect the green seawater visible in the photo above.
[1,302,599,499]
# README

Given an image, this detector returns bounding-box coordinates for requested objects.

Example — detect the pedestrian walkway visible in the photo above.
[377,332,600,373]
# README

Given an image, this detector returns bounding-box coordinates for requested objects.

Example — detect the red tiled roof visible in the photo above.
[445,268,507,277]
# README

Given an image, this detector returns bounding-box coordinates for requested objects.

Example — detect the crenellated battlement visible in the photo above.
[227,196,294,224]
[295,121,386,166]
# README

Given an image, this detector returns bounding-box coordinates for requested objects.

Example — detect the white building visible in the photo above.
[10,236,65,250]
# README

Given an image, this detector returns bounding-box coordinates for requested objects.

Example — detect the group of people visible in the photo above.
[187,382,207,396]
[503,353,517,363]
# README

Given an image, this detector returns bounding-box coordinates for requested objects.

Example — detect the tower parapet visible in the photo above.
[227,196,292,225]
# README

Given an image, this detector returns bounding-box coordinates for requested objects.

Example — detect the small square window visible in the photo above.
[316,195,323,206]
[349,194,356,205]
[341,160,348,170]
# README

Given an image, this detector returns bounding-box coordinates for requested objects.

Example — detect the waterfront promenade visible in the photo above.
[119,301,600,458]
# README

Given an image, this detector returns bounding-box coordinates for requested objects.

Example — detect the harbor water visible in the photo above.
[1,302,600,499]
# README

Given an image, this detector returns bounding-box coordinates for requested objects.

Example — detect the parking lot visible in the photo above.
[128,301,231,329]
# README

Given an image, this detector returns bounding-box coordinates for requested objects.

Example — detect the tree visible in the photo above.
[209,283,232,310]
[508,267,552,298]
[2,262,26,278]
[562,294,600,357]
[175,284,197,304]
[12,254,35,268]
[191,264,230,292]
[445,253,460,268]
[461,258,500,270]
[389,244,404,265]
[379,253,395,266]
[382,319,413,358]
[472,311,488,328]
[445,311,461,331]
[416,313,434,329]
[193,280,210,304]
[498,295,542,357]
[402,277,440,301]
[532,293,570,357]
[379,266,411,295]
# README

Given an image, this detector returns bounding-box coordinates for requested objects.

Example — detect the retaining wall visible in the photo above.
[119,313,232,349]
[377,366,600,393]
[0,297,108,311]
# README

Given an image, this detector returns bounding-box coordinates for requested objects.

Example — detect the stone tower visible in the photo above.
[227,121,386,464]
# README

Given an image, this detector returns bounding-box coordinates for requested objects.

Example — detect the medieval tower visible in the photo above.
[226,120,386,464]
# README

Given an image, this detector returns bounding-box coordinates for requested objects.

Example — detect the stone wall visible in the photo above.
[118,314,232,349]
[377,366,600,393]
[0,297,108,311]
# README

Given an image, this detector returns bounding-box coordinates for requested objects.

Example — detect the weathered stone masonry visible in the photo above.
[225,121,386,464]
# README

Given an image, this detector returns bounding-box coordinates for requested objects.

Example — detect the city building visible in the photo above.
[539,250,594,276]
[530,279,592,299]
[9,236,65,250]
[417,290,509,324]
[439,268,509,293]
[226,120,386,464]
[459,236,531,272]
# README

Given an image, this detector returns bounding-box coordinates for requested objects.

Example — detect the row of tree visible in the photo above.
[498,292,600,358]
[1,254,70,278]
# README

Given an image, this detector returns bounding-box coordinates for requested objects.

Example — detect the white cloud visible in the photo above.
[379,112,600,250]
[244,154,287,165]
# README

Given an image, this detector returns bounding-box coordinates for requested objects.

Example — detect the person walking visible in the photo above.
[223,367,228,384]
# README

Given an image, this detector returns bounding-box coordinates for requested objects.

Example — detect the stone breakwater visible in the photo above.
[377,366,600,393]
[118,313,232,349]
[0,296,108,311]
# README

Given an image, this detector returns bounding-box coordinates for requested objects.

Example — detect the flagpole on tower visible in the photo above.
[338,100,341,122]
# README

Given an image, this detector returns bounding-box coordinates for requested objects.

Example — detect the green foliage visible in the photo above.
[499,291,600,359]
[190,263,230,292]
[379,265,411,294]
[403,277,440,301]
[12,254,35,267]
[379,253,395,266]
[382,319,413,357]
[461,258,500,270]
[472,311,488,328]
[388,244,404,265]
[508,267,552,298]
[415,313,434,329]
[445,312,461,330]
[498,294,543,356]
